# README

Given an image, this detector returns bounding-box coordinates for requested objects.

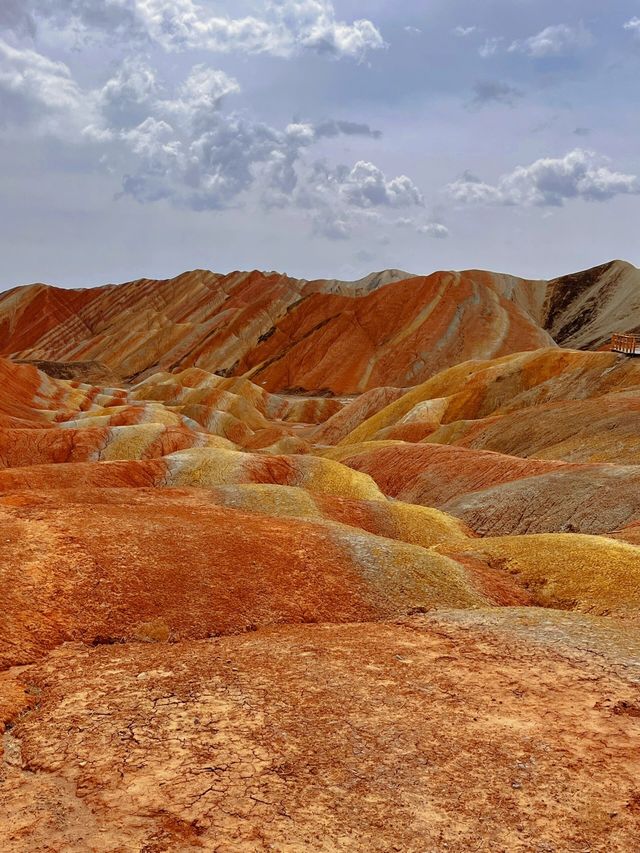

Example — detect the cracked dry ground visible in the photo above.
[1,612,640,852]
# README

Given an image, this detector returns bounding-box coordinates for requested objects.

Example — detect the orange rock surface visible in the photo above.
[2,262,640,851]
[0,267,555,392]
[3,260,638,393]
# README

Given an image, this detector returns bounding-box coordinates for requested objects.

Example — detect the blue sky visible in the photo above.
[1,0,639,289]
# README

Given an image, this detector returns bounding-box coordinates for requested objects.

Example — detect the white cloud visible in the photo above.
[624,17,640,38]
[448,149,640,207]
[0,4,416,244]
[418,223,449,238]
[478,37,503,58]
[404,26,421,36]
[339,161,424,208]
[289,1,385,60]
[79,60,421,237]
[311,210,351,240]
[118,117,184,203]
[509,23,593,57]
[89,60,241,133]
[293,159,425,240]
[453,26,477,37]
[168,65,241,128]
[11,0,385,61]
[396,217,449,238]
[285,122,317,145]
[116,110,286,211]
[97,57,160,130]
[477,23,593,60]
[85,61,297,210]
[0,38,89,131]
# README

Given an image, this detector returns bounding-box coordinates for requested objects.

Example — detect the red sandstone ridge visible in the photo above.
[2,262,640,851]
[2,260,638,393]
[0,267,543,391]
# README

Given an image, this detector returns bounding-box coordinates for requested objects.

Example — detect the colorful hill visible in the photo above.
[2,262,640,851]
[2,260,638,393]
[0,266,552,391]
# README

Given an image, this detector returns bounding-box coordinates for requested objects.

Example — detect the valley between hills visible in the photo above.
[1,260,640,852]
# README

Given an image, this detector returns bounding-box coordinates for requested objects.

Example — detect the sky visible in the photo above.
[1,0,640,290]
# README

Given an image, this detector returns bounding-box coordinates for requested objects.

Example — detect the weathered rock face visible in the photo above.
[0,266,556,392]
[2,263,640,851]
[331,348,640,458]
[231,271,556,393]
[542,260,640,349]
[2,260,638,394]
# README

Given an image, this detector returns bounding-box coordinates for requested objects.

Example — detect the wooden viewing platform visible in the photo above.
[611,333,640,355]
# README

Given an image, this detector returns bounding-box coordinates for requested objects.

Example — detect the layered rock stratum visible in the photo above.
[1,261,640,852]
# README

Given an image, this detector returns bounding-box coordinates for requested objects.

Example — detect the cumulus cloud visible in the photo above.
[293,159,425,240]
[168,66,242,129]
[311,210,351,240]
[8,0,385,61]
[418,223,450,238]
[97,58,160,130]
[89,60,241,134]
[82,60,308,210]
[395,217,449,238]
[338,161,424,208]
[448,149,640,207]
[509,23,593,57]
[624,17,640,38]
[0,4,417,242]
[0,38,88,130]
[71,59,419,236]
[0,43,402,227]
[470,80,523,107]
[278,0,385,60]
[114,108,289,210]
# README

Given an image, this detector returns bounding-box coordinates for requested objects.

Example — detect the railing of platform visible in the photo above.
[611,334,640,355]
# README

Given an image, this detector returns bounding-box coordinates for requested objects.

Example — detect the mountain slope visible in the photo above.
[542,260,640,349]
[3,260,638,394]
[0,267,557,392]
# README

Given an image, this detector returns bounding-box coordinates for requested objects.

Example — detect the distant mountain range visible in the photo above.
[1,260,638,392]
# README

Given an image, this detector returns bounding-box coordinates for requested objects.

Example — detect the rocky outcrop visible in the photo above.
[542,260,640,349]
